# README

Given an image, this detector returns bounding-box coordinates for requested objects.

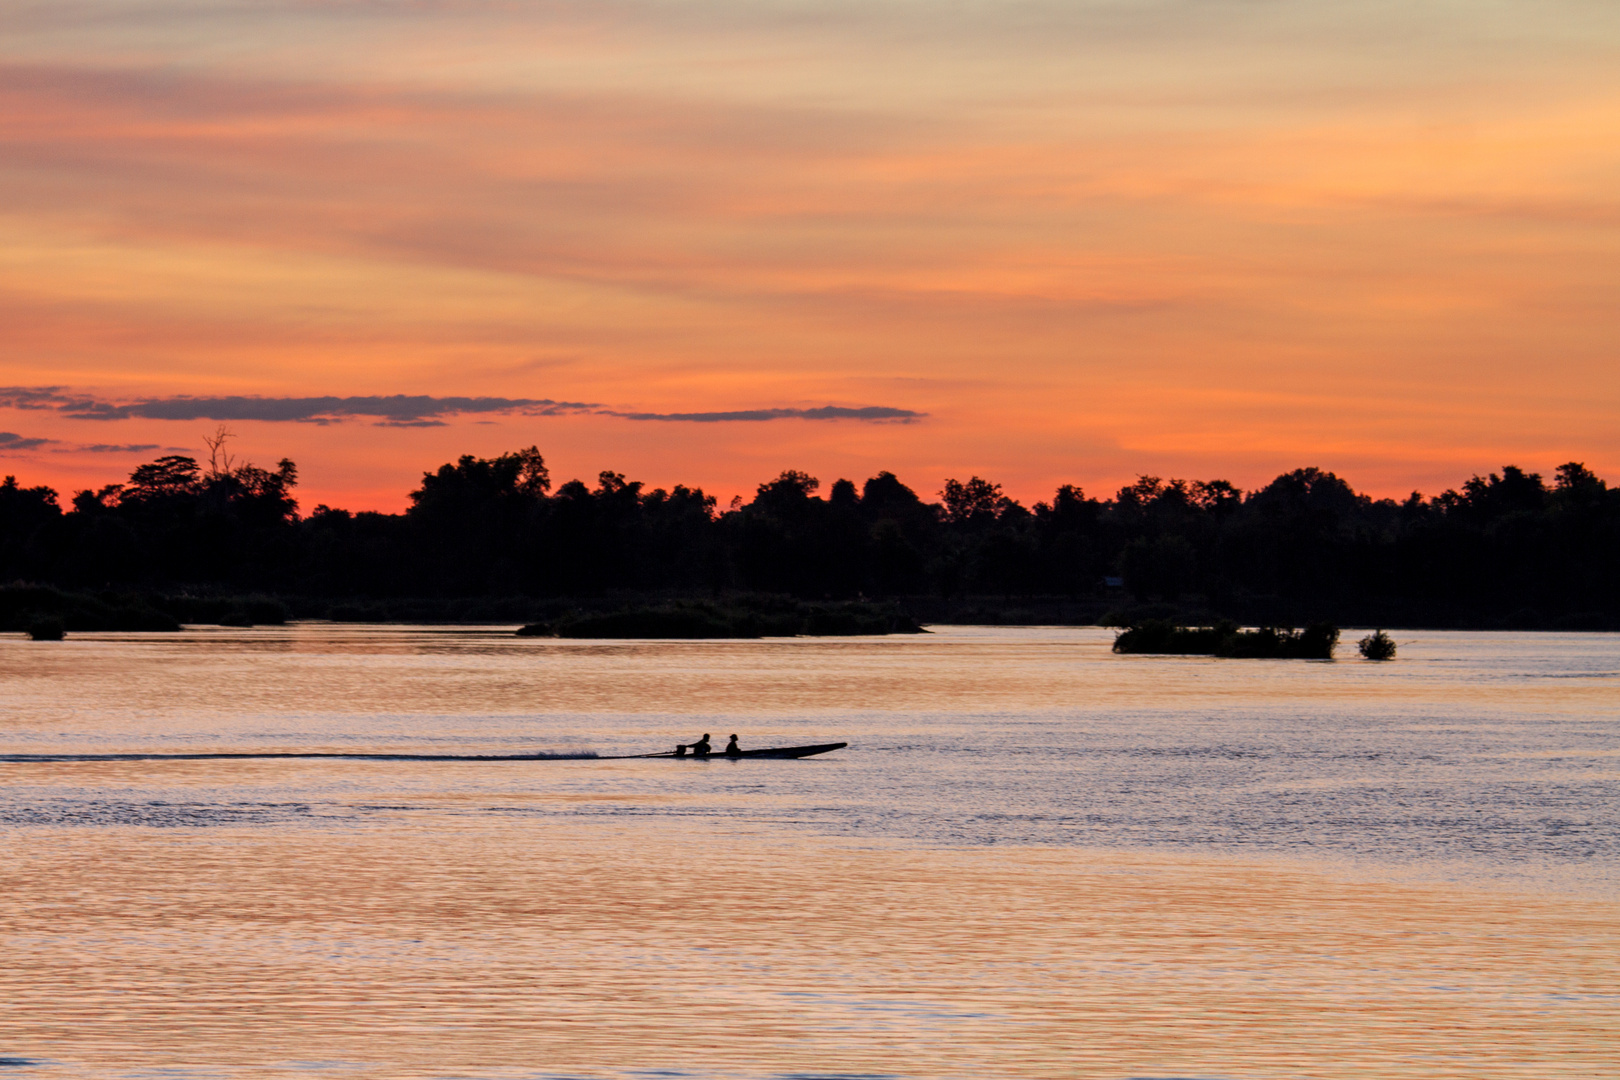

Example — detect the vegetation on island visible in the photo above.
[1112,619,1340,659]
[1,442,1617,633]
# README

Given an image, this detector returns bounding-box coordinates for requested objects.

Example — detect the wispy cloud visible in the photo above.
[0,387,925,425]
[0,388,596,424]
[0,388,77,412]
[610,406,923,422]
[0,428,172,454]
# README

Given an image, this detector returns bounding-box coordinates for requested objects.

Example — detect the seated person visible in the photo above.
[690,733,712,756]
[724,734,741,757]
[674,744,687,757]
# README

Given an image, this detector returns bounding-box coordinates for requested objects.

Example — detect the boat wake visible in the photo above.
[0,751,601,762]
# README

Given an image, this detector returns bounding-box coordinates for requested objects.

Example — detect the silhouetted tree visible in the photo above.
[941,476,1003,524]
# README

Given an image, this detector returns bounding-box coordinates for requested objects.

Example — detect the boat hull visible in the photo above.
[636,741,848,760]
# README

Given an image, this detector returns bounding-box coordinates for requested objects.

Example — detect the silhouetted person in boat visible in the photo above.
[725,734,741,757]
[673,744,687,757]
[690,733,712,756]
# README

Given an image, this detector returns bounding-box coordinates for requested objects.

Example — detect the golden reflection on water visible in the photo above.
[2,818,1615,1079]
[2,624,1615,727]
[0,625,1616,1077]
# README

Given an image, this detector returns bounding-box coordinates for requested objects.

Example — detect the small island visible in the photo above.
[1112,619,1340,659]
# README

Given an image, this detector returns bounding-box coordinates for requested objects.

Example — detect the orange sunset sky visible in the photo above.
[2,1,1618,511]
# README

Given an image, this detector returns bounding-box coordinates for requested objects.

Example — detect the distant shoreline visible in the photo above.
[3,453,1615,634]
[4,585,1615,635]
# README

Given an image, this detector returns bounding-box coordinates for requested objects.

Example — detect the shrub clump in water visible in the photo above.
[1358,629,1397,660]
[1113,619,1339,659]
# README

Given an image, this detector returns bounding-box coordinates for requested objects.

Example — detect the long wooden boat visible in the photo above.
[619,741,848,760]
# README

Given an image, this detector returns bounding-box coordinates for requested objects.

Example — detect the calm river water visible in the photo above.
[1,625,1615,1079]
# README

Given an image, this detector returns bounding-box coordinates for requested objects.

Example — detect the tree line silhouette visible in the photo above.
[0,444,1616,627]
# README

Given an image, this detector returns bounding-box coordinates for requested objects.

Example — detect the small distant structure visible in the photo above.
[27,617,65,641]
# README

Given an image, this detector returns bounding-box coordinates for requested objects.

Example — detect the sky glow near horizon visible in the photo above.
[2,1,1618,510]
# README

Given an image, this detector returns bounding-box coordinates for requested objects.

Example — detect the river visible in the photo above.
[1,625,1615,1078]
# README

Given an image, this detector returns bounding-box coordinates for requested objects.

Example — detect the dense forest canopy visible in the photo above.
[1,447,1616,626]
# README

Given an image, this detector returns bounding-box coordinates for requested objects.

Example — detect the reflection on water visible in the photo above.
[0,626,1616,1078]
